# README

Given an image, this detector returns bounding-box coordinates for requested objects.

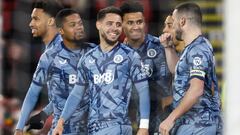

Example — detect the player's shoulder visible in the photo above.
[46,33,63,50]
[85,42,98,48]
[54,33,63,43]
[119,43,135,52]
[81,44,99,58]
[146,34,160,44]
[189,35,213,53]
[42,42,63,60]
[145,34,164,49]
[52,34,63,46]
[118,43,142,60]
[82,42,98,51]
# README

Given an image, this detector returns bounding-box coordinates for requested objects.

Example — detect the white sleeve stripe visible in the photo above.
[190,69,206,77]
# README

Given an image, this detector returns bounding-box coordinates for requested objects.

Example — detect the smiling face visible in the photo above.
[60,13,85,42]
[122,12,145,42]
[97,13,122,46]
[29,8,50,37]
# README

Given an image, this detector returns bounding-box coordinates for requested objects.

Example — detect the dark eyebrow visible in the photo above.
[32,16,39,19]
[128,19,143,22]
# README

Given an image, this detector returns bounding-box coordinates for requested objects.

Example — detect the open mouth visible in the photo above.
[109,32,119,39]
[31,28,37,34]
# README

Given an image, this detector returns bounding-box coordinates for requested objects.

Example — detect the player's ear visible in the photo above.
[96,21,101,30]
[48,17,55,26]
[58,28,64,35]
[180,17,186,27]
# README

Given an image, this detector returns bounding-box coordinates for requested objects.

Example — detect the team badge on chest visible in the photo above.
[147,49,157,58]
[113,54,123,64]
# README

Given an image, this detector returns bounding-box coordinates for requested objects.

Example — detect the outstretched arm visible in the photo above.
[15,52,50,133]
[16,83,42,130]
[130,51,150,135]
[135,81,150,135]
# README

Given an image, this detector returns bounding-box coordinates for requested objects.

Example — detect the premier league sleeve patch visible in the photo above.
[188,50,209,79]
[189,53,207,70]
[193,56,202,66]
[141,63,153,77]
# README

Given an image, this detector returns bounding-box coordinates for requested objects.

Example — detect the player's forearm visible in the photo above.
[164,47,179,74]
[60,85,85,121]
[135,82,150,129]
[16,83,42,129]
[168,78,204,122]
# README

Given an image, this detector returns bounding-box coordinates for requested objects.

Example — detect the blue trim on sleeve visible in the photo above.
[60,85,86,121]
[16,83,42,129]
[135,83,150,119]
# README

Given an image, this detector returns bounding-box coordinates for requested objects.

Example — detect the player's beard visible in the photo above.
[101,32,119,46]
[175,27,184,41]
[73,38,86,45]
[73,32,86,44]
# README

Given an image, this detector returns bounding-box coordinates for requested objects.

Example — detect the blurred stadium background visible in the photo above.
[0,0,224,134]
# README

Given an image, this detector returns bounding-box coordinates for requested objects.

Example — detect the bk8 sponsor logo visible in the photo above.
[69,74,77,84]
[93,70,114,84]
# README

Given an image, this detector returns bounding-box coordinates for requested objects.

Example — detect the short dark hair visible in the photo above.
[33,0,63,17]
[55,9,79,28]
[97,6,122,21]
[120,0,144,16]
[175,2,202,26]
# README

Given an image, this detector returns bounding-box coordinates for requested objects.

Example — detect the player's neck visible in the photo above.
[43,28,58,45]
[183,28,202,46]
[63,39,80,50]
[100,39,118,52]
[128,36,145,49]
[175,41,185,53]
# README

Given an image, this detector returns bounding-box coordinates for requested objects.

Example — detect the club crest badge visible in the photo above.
[89,58,95,64]
[147,49,157,58]
[113,55,123,63]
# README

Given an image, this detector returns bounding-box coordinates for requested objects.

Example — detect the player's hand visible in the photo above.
[26,111,48,131]
[136,128,149,135]
[159,117,175,135]
[159,33,173,48]
[52,118,64,135]
[14,129,23,135]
